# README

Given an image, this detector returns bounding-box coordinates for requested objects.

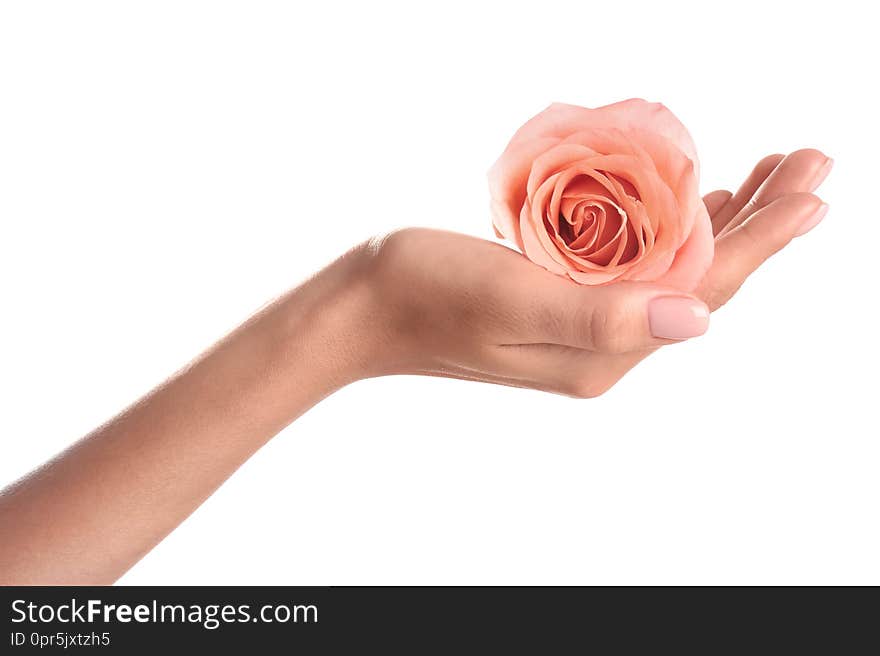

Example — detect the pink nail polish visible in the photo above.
[794,202,828,237]
[648,296,710,340]
[810,157,834,191]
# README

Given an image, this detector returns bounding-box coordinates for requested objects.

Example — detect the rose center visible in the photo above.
[555,172,642,266]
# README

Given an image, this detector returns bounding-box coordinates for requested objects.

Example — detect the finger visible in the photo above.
[513,281,710,354]
[711,153,784,235]
[700,192,826,311]
[717,149,831,237]
[703,190,732,219]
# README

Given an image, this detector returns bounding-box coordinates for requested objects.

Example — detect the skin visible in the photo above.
[0,149,830,584]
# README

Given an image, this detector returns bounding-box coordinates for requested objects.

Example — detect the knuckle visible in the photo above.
[703,284,737,312]
[366,228,419,267]
[362,228,431,289]
[739,207,791,257]
[738,221,769,255]
[587,301,631,353]
[742,197,761,218]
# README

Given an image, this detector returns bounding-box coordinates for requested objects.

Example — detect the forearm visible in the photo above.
[0,249,375,584]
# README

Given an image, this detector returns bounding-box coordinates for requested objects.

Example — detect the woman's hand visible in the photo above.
[0,148,830,584]
[354,149,831,397]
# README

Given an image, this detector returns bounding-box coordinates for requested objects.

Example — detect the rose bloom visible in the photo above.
[488,99,713,290]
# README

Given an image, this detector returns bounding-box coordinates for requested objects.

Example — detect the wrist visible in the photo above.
[274,243,387,391]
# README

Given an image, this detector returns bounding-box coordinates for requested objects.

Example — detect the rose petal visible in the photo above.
[489,136,562,244]
[519,199,568,275]
[653,203,714,291]
[508,99,699,174]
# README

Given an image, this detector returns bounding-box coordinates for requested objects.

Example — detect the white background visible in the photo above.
[1,1,877,585]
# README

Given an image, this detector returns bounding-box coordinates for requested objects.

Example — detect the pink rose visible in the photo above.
[488,99,713,290]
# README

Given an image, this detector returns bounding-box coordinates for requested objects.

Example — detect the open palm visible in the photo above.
[363,149,831,397]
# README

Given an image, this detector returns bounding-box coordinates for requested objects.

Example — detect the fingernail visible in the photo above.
[810,157,834,191]
[648,296,710,340]
[794,202,828,237]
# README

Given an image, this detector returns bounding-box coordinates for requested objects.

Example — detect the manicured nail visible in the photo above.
[794,202,828,237]
[810,157,834,191]
[648,296,710,340]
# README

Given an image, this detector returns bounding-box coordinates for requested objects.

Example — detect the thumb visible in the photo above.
[543,282,710,353]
